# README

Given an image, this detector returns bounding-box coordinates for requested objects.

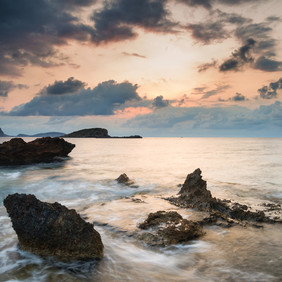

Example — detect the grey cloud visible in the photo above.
[44,77,87,95]
[254,56,282,72]
[198,59,217,72]
[90,0,177,44]
[186,22,227,44]
[6,80,141,116]
[201,85,230,99]
[125,101,282,136]
[0,0,96,76]
[152,95,170,108]
[219,92,246,102]
[0,81,28,97]
[258,78,282,99]
[219,38,256,71]
[122,52,146,59]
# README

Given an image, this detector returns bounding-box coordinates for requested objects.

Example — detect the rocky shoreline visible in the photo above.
[3,169,282,262]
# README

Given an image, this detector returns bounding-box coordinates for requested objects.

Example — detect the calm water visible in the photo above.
[0,137,281,281]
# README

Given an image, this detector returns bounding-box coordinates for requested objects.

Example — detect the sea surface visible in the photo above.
[0,137,281,282]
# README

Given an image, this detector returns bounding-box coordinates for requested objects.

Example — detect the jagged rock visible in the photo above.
[0,137,75,165]
[137,211,204,246]
[168,169,278,224]
[4,194,103,260]
[116,173,135,186]
[177,168,215,210]
[0,128,8,137]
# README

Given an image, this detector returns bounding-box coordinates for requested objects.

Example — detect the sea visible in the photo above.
[0,137,281,282]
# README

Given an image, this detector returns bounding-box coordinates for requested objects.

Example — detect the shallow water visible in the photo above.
[0,137,281,281]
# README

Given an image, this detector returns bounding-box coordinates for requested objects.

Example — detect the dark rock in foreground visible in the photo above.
[116,173,136,186]
[137,211,204,246]
[4,194,103,260]
[0,137,75,165]
[168,168,278,224]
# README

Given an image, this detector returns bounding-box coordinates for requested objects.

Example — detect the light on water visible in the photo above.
[0,137,282,281]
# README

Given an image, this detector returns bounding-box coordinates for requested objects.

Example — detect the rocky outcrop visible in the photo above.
[168,169,277,224]
[0,137,75,165]
[64,128,110,138]
[116,173,135,186]
[0,128,8,137]
[4,194,103,260]
[64,127,142,138]
[137,210,204,246]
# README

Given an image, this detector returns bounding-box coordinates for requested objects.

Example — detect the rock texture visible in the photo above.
[4,194,104,260]
[137,210,204,246]
[116,173,135,186]
[168,168,277,224]
[0,137,75,165]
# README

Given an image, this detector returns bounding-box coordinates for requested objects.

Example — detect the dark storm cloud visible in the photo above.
[6,80,141,116]
[0,0,95,76]
[219,38,256,71]
[0,81,28,97]
[43,77,87,95]
[90,0,177,44]
[152,95,170,108]
[258,78,282,99]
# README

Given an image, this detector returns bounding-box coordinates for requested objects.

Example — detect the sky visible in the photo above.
[0,0,282,137]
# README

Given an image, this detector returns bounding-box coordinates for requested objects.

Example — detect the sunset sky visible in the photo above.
[0,0,282,137]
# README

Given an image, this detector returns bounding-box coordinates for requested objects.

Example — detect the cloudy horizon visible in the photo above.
[0,0,282,137]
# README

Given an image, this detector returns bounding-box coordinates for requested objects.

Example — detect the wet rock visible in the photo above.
[137,211,204,247]
[3,193,103,260]
[0,137,75,165]
[116,173,135,186]
[168,169,278,224]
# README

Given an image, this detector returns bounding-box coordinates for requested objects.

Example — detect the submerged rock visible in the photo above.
[116,173,136,187]
[137,210,204,247]
[4,194,103,260]
[0,137,75,165]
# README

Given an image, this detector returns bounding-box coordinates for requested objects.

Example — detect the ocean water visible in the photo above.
[0,137,281,282]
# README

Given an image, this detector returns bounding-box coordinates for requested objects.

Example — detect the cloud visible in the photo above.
[125,101,282,136]
[152,95,170,108]
[122,52,146,58]
[258,78,282,99]
[43,77,87,95]
[90,0,177,44]
[5,80,142,116]
[254,56,282,72]
[0,0,96,76]
[0,81,28,97]
[196,85,230,99]
[198,59,217,72]
[219,92,247,102]
[186,22,227,44]
[219,38,256,71]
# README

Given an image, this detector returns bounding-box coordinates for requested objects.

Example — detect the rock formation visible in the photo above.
[0,128,8,137]
[168,168,277,224]
[64,128,110,138]
[64,127,142,138]
[116,173,135,186]
[137,210,204,246]
[0,137,75,165]
[4,194,104,260]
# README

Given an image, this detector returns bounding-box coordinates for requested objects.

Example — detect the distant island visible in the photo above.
[0,128,142,139]
[63,128,142,138]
